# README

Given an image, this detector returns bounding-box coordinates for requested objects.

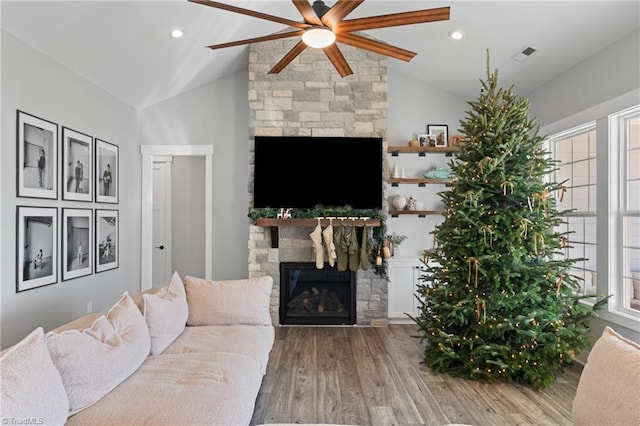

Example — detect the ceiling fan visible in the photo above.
[189,0,450,77]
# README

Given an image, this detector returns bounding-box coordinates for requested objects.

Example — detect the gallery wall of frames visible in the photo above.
[16,110,120,292]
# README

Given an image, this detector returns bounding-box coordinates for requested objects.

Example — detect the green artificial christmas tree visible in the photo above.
[411,55,607,389]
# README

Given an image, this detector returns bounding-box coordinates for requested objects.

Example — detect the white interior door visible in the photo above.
[152,159,172,286]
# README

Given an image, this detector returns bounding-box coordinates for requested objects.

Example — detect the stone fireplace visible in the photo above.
[246,37,389,326]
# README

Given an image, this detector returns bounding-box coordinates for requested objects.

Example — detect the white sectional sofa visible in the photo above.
[1,273,275,426]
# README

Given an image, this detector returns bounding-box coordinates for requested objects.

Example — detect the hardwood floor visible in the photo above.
[250,324,581,426]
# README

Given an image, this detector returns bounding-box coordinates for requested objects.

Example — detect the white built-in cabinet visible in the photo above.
[387,258,423,322]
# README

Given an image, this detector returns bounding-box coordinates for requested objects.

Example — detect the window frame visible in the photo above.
[608,105,640,320]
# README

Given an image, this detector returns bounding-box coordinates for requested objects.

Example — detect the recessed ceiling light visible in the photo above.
[448,30,464,40]
[171,29,184,39]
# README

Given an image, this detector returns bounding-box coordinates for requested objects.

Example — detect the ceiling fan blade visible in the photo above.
[208,30,304,50]
[321,0,364,30]
[323,44,353,77]
[190,0,311,29]
[269,41,308,74]
[337,6,450,33]
[292,0,322,25]
[336,33,416,62]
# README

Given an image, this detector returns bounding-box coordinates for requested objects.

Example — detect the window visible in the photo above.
[548,124,597,297]
[611,105,640,314]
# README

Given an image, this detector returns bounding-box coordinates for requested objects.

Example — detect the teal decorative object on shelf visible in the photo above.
[423,167,453,179]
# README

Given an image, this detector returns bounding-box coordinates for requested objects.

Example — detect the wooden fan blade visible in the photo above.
[337,7,450,33]
[336,33,416,62]
[323,44,353,77]
[292,0,322,25]
[190,0,311,29]
[208,30,304,50]
[269,41,308,74]
[321,0,364,31]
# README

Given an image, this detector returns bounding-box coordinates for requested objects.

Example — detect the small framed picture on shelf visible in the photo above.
[16,110,58,199]
[417,133,430,147]
[62,208,93,281]
[16,206,58,292]
[427,124,448,148]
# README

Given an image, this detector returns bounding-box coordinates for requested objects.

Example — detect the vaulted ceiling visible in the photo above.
[2,1,638,109]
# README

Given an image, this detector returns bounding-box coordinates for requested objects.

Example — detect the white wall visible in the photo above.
[386,68,467,259]
[528,29,640,343]
[171,156,205,278]
[137,70,250,280]
[1,32,140,349]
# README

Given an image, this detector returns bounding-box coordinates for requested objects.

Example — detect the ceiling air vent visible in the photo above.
[512,45,537,63]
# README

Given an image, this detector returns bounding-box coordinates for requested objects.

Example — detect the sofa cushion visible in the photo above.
[162,324,275,373]
[45,293,151,415]
[184,275,273,326]
[572,326,640,425]
[143,271,189,355]
[65,352,263,426]
[0,327,69,425]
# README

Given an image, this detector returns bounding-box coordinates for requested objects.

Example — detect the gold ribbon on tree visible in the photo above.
[533,233,545,255]
[467,257,480,287]
[479,156,493,174]
[476,298,487,323]
[559,186,567,203]
[533,187,550,216]
[560,235,567,248]
[520,218,533,238]
[464,190,477,207]
[500,181,515,196]
[480,225,494,248]
[555,273,564,296]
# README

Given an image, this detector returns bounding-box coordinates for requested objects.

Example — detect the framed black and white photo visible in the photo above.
[417,133,430,147]
[16,206,58,292]
[62,127,93,202]
[16,111,58,199]
[62,208,92,281]
[427,124,448,148]
[95,139,118,204]
[95,209,118,273]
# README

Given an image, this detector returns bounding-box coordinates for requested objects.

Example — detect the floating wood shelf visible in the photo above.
[390,177,451,187]
[255,217,381,248]
[389,210,442,218]
[387,146,459,157]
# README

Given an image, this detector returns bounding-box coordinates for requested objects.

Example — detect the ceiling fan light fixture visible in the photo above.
[302,26,336,48]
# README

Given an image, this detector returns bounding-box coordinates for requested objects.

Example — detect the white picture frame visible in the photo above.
[95,209,118,273]
[62,208,93,281]
[95,139,118,204]
[62,127,93,202]
[16,111,58,199]
[17,206,58,292]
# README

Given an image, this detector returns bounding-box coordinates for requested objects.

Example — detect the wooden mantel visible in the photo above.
[255,217,381,248]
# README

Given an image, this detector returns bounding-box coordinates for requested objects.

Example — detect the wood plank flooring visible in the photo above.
[250,324,581,426]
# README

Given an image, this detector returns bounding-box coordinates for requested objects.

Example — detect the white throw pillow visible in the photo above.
[572,326,640,425]
[184,275,273,326]
[0,327,69,425]
[45,294,150,415]
[143,271,189,355]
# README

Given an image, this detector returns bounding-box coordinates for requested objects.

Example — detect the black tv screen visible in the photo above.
[253,136,383,210]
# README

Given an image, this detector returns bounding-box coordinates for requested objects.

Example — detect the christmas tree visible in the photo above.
[411,56,607,389]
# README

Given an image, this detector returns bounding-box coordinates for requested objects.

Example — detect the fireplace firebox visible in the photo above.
[280,262,356,325]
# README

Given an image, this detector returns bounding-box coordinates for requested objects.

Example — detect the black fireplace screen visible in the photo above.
[280,262,356,325]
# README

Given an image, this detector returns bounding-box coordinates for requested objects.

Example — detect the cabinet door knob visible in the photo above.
[155,245,165,250]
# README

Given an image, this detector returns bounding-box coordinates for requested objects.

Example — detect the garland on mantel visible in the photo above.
[248,207,388,278]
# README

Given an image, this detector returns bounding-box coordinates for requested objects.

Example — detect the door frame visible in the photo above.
[152,157,173,284]
[140,145,213,290]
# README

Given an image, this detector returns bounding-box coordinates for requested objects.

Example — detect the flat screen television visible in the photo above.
[253,136,383,210]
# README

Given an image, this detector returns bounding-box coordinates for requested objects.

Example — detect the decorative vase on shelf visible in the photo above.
[391,164,400,178]
[391,194,407,210]
[407,195,417,211]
